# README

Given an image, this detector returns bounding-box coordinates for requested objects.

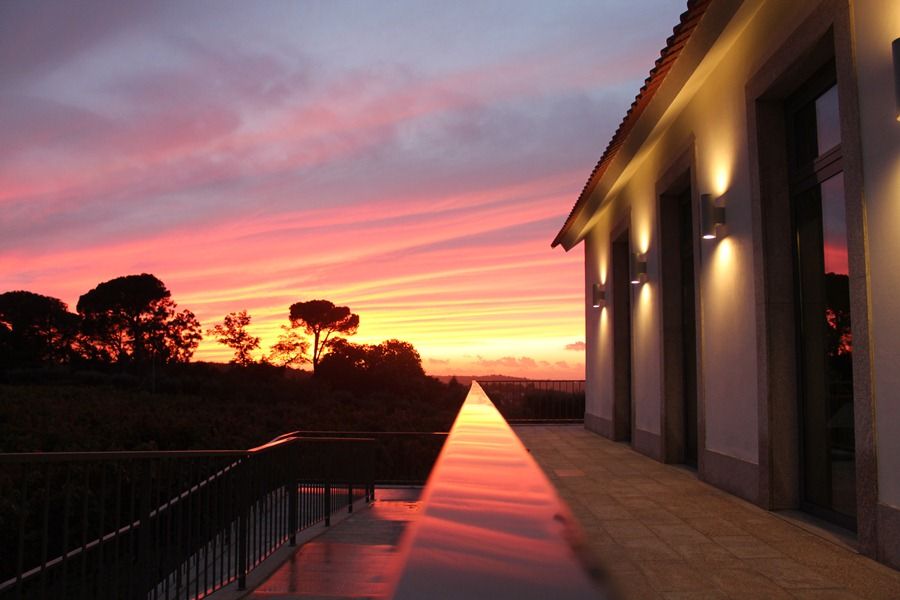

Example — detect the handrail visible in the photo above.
[274,430,449,437]
[246,434,377,452]
[386,382,608,599]
[477,379,587,383]
[0,449,249,462]
[0,432,377,599]
[0,435,379,463]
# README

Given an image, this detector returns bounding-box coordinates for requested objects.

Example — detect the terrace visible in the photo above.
[0,380,596,600]
[3,381,900,599]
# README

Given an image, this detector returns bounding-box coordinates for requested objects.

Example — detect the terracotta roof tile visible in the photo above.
[552,0,712,248]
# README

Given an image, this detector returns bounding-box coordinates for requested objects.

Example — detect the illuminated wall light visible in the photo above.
[894,38,900,121]
[630,252,648,285]
[701,193,727,240]
[592,283,606,308]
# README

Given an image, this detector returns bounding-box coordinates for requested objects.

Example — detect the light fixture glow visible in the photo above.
[592,283,606,308]
[894,38,900,122]
[701,193,727,240]
[630,252,648,286]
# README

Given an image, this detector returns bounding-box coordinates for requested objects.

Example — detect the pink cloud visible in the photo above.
[0,0,693,380]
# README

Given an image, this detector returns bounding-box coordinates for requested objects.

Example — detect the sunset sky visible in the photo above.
[1,1,684,378]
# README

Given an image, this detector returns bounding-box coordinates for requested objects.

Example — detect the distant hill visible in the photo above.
[432,374,529,385]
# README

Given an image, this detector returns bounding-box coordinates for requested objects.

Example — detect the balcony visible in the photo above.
[0,380,601,600]
[4,381,900,599]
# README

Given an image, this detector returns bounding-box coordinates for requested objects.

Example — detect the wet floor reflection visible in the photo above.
[248,488,420,599]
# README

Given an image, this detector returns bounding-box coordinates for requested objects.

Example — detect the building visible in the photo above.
[553,0,900,569]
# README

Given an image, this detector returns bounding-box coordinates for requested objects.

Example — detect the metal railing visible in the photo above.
[477,380,585,423]
[284,431,449,485]
[0,435,375,600]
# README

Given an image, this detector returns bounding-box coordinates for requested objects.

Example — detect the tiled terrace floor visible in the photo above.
[246,488,420,600]
[515,424,900,600]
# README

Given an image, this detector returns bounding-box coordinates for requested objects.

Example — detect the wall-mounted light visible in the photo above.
[592,283,606,308]
[701,193,727,240]
[630,252,648,285]
[893,38,900,121]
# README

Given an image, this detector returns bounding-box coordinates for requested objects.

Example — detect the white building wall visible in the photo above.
[581,0,829,465]
[852,0,900,509]
[615,176,663,439]
[577,0,899,567]
[594,27,765,462]
[584,219,614,425]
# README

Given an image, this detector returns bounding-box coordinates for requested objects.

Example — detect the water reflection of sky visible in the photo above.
[389,382,605,599]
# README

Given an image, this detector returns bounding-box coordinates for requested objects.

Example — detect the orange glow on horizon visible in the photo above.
[0,2,700,381]
[4,175,587,379]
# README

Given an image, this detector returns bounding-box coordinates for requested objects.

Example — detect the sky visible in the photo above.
[0,0,685,378]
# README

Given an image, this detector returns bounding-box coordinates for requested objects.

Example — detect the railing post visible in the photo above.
[365,448,371,503]
[134,461,153,600]
[237,457,249,591]
[324,480,331,527]
[371,447,377,503]
[15,477,27,600]
[288,477,298,546]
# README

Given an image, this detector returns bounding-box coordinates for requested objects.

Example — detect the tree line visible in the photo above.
[0,274,200,369]
[0,273,411,377]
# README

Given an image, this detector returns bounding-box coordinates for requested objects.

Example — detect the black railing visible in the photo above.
[284,431,448,485]
[478,380,585,423]
[0,435,375,600]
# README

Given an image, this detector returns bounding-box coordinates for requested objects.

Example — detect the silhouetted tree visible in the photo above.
[163,309,203,363]
[266,325,310,368]
[207,310,260,366]
[77,274,201,365]
[288,299,359,373]
[0,291,79,367]
[317,338,425,394]
[317,338,372,392]
[367,339,424,381]
[317,337,367,373]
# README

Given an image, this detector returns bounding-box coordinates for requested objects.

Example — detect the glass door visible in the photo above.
[789,73,856,530]
[794,172,855,527]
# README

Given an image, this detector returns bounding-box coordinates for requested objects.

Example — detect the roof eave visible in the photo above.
[551,197,591,250]
[551,0,713,251]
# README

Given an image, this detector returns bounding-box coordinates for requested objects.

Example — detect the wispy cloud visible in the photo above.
[0,1,684,378]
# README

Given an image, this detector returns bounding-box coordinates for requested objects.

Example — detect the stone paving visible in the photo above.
[514,424,900,600]
[246,488,419,600]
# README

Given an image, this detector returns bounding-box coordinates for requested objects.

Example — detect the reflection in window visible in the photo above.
[821,173,848,276]
[820,173,852,359]
[815,85,840,155]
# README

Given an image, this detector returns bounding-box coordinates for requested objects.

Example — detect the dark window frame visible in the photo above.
[785,62,856,532]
